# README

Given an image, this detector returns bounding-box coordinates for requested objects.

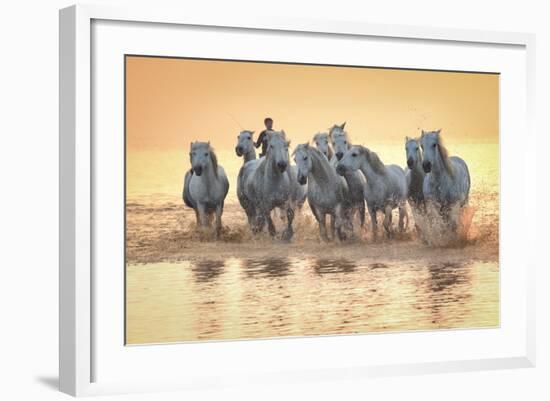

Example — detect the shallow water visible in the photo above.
[125,142,499,344]
[126,257,498,344]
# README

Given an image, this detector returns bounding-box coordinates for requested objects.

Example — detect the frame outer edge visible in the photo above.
[60,4,92,396]
[61,4,536,395]
[59,5,77,396]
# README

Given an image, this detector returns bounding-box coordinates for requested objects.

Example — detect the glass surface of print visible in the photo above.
[125,56,499,345]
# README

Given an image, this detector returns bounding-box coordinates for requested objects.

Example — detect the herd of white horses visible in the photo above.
[183,123,471,242]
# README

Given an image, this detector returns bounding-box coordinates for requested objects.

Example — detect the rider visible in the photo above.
[255,117,274,157]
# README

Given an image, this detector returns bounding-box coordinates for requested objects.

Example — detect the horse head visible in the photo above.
[420,130,442,173]
[405,136,422,169]
[336,145,364,176]
[293,143,312,185]
[331,131,350,161]
[235,130,255,157]
[313,132,331,160]
[189,141,215,177]
[267,131,290,173]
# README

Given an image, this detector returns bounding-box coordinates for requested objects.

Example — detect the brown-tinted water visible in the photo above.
[125,143,499,344]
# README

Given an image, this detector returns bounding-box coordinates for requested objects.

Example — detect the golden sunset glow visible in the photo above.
[126,56,499,151]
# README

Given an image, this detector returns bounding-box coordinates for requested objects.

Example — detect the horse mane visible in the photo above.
[358,146,386,175]
[436,136,455,178]
[327,145,334,160]
[307,145,333,182]
[209,145,219,178]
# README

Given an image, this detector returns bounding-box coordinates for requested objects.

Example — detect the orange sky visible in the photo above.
[125,56,499,151]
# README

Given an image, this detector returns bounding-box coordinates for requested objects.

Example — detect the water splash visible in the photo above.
[413,203,477,247]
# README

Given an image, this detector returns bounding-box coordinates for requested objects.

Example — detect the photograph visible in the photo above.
[124,55,499,345]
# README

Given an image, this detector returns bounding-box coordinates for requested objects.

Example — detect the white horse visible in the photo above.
[244,131,304,240]
[183,141,229,237]
[420,130,470,229]
[235,130,261,229]
[294,143,348,241]
[337,145,408,238]
[405,136,425,208]
[329,123,366,228]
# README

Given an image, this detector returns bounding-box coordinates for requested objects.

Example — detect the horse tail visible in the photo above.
[183,169,196,209]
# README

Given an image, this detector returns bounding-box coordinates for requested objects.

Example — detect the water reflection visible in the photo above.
[427,262,465,292]
[313,258,356,275]
[242,258,291,279]
[369,262,389,270]
[191,260,225,283]
[126,258,498,344]
[421,262,473,326]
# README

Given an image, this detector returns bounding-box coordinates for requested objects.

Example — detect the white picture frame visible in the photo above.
[59,4,536,397]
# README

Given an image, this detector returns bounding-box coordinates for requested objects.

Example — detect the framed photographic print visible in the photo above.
[59,4,536,396]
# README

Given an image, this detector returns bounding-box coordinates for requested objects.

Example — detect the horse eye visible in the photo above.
[352,153,357,157]
[204,153,209,157]
[344,141,347,145]
[248,137,251,140]
[304,156,308,160]
[432,144,436,149]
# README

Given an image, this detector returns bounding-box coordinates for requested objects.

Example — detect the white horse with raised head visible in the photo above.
[337,145,408,238]
[183,141,229,237]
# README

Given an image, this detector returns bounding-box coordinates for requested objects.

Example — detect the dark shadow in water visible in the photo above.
[192,260,225,283]
[421,261,473,324]
[427,262,466,292]
[369,262,389,270]
[313,258,356,275]
[242,258,291,279]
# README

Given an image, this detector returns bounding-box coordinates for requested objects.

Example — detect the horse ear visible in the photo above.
[405,136,410,143]
[436,129,442,136]
[281,129,286,138]
[250,130,255,135]
[340,122,346,130]
[421,130,425,137]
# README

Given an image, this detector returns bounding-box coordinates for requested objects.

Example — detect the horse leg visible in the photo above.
[214,203,223,239]
[282,206,295,241]
[368,205,378,239]
[383,205,394,239]
[311,205,329,242]
[398,203,408,232]
[329,212,336,241]
[265,210,277,237]
[253,212,266,234]
[334,204,346,241]
[359,201,366,229]
[197,204,208,228]
[193,208,200,227]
